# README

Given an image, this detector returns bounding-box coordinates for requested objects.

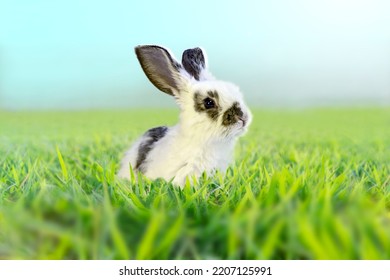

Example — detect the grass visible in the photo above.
[0,107,389,259]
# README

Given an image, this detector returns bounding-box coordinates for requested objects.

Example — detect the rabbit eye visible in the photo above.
[204,98,215,109]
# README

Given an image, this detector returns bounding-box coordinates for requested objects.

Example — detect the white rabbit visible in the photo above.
[117,45,252,186]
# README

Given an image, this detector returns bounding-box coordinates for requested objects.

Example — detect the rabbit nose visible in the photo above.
[237,116,246,127]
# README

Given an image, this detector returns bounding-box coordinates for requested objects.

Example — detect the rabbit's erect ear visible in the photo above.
[135,45,184,96]
[182,47,209,81]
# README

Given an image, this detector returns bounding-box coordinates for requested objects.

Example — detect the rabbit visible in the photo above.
[117,45,252,186]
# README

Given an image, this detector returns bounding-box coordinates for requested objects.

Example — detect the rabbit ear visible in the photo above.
[135,45,184,96]
[182,47,208,81]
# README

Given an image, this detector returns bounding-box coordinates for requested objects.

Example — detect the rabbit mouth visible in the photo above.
[238,117,246,128]
[222,119,249,138]
[237,114,251,130]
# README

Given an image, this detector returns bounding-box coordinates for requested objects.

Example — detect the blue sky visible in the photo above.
[1,0,389,109]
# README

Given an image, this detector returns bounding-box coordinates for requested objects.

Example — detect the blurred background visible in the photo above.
[0,0,389,110]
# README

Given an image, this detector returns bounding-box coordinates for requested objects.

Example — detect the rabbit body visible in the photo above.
[117,124,235,186]
[118,45,251,186]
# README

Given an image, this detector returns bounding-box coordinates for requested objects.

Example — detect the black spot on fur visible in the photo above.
[135,126,168,172]
[194,91,221,121]
[194,92,204,112]
[182,48,205,81]
[207,90,219,99]
[222,102,243,126]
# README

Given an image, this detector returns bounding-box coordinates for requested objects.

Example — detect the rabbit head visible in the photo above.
[135,45,252,141]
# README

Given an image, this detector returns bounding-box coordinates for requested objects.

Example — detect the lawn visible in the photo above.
[0,108,389,259]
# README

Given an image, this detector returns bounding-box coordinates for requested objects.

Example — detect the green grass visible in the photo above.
[0,108,389,260]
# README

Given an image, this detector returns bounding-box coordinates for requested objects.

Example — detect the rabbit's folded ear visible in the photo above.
[135,45,184,96]
[182,47,212,81]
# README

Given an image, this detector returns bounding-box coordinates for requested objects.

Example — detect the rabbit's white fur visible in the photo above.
[117,45,251,186]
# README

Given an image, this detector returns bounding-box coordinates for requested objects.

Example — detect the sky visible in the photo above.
[1,0,389,109]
